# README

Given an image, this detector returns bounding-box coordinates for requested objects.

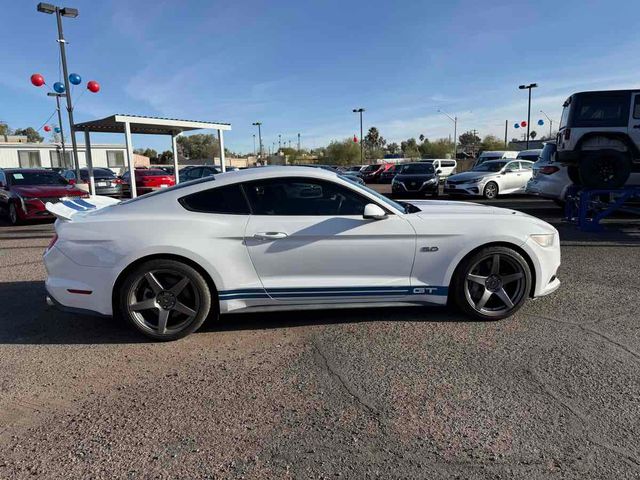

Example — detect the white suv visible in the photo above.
[556,89,640,188]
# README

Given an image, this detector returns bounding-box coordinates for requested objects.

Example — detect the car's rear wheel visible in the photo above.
[483,182,499,199]
[119,259,212,341]
[452,246,531,321]
[578,150,631,188]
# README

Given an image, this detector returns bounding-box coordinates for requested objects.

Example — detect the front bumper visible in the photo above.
[392,180,439,195]
[443,181,483,196]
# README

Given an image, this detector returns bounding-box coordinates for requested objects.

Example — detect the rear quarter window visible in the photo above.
[179,184,249,214]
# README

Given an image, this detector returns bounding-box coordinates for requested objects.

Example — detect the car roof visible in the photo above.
[517,149,542,155]
[3,168,54,173]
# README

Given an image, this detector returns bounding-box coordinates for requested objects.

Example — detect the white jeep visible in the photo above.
[556,89,640,188]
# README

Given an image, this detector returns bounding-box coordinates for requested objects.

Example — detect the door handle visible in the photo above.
[253,232,288,240]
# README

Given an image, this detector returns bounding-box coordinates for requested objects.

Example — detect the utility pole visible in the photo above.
[352,108,365,164]
[278,134,281,152]
[540,110,554,138]
[38,3,81,180]
[471,129,480,157]
[438,109,458,160]
[519,83,538,149]
[504,120,508,148]
[252,134,256,156]
[297,132,301,151]
[47,92,67,166]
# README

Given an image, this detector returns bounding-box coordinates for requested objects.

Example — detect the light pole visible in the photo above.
[352,108,365,164]
[297,133,301,151]
[278,134,281,152]
[47,92,67,166]
[438,109,458,159]
[519,83,538,148]
[252,122,263,164]
[540,110,555,138]
[252,134,256,156]
[37,2,81,181]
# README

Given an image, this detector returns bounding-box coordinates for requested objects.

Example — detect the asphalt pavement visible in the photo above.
[0,194,639,479]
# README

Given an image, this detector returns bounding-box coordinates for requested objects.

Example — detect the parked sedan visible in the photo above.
[62,168,123,197]
[44,166,560,341]
[444,160,534,199]
[179,166,219,183]
[392,163,439,197]
[361,163,394,183]
[379,164,402,183]
[0,168,87,225]
[121,169,176,196]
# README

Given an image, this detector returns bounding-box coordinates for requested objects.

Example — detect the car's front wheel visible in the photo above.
[483,182,499,199]
[119,259,213,341]
[451,246,531,321]
[8,202,20,225]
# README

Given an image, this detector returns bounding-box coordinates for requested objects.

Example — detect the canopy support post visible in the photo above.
[83,129,96,196]
[218,129,226,173]
[172,133,180,184]
[123,121,137,198]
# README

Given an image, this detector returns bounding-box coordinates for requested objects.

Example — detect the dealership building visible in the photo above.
[0,142,129,173]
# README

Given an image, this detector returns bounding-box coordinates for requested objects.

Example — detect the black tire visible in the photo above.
[578,150,631,189]
[483,181,499,199]
[8,202,20,225]
[119,259,213,341]
[451,246,532,321]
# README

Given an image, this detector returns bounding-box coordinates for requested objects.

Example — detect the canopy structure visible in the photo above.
[74,114,232,197]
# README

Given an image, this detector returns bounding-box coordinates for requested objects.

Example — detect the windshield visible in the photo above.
[80,169,116,180]
[473,161,507,172]
[362,165,378,172]
[399,164,435,174]
[9,171,67,186]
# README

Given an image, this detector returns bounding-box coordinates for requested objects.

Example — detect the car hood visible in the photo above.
[11,184,85,197]
[395,173,437,182]
[446,171,496,182]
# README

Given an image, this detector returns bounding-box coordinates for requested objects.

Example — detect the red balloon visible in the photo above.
[30,73,45,87]
[44,125,52,132]
[353,135,358,143]
[87,80,100,93]
[520,121,527,127]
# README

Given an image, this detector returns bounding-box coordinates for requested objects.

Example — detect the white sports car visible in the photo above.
[44,167,560,340]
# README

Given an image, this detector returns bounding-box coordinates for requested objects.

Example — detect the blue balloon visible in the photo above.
[53,82,65,93]
[54,127,61,133]
[69,73,82,85]
[514,123,520,129]
[538,119,544,126]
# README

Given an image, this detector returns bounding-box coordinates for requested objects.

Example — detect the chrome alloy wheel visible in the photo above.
[463,253,526,317]
[126,269,200,336]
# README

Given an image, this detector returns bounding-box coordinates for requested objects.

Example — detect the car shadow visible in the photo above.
[0,280,473,345]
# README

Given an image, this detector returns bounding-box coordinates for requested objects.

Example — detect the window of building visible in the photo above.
[243,177,370,216]
[49,150,73,168]
[18,151,41,168]
[107,150,125,168]
[179,184,249,214]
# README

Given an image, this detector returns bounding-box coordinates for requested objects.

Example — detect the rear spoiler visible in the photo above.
[46,196,121,221]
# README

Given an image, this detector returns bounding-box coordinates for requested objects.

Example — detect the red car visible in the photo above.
[121,169,176,196]
[0,168,87,225]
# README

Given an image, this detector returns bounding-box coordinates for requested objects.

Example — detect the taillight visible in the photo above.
[564,128,571,141]
[539,165,560,175]
[114,178,123,184]
[46,233,58,252]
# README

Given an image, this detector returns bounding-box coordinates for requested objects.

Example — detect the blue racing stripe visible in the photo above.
[218,285,448,301]
[62,200,88,211]
[73,198,97,209]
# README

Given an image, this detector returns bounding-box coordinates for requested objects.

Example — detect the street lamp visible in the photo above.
[252,122,263,163]
[278,134,281,152]
[37,2,81,180]
[252,134,256,156]
[519,83,538,148]
[540,110,555,138]
[46,92,67,166]
[438,109,458,160]
[352,108,365,163]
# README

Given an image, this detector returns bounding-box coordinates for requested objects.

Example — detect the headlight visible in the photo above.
[467,177,484,183]
[423,178,437,184]
[530,233,554,247]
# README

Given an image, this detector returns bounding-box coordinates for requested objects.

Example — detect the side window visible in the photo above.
[179,184,249,214]
[243,177,370,216]
[202,167,217,177]
[521,162,533,170]
[442,161,456,167]
[634,95,640,119]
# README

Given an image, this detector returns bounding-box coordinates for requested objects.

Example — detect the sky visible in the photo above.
[1,0,640,155]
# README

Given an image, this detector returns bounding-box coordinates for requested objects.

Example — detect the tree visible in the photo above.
[401,138,420,159]
[529,130,537,140]
[0,122,9,136]
[420,137,453,158]
[157,150,173,164]
[458,131,480,149]
[134,148,158,160]
[387,142,400,156]
[323,138,361,165]
[479,135,505,152]
[363,127,386,160]
[419,134,425,142]
[177,134,220,160]
[14,127,43,143]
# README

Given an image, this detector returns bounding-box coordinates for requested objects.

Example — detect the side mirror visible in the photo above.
[363,203,387,220]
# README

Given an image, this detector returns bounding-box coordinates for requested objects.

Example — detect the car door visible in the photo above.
[0,171,8,212]
[517,161,534,191]
[499,161,522,193]
[242,176,417,302]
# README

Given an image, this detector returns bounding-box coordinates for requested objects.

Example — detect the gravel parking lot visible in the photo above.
[1,195,639,479]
